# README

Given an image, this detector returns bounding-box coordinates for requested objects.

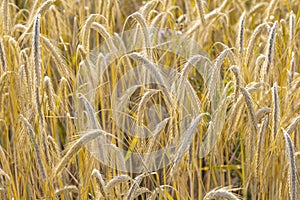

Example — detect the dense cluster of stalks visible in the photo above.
[0,0,299,199]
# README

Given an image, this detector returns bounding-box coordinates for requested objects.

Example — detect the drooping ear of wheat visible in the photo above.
[81,14,102,52]
[208,48,230,100]
[283,129,297,200]
[228,65,241,101]
[239,86,258,133]
[105,174,131,192]
[54,185,78,197]
[53,129,114,176]
[40,35,71,79]
[125,172,156,200]
[170,113,207,176]
[260,21,277,83]
[255,107,272,121]
[78,94,101,129]
[91,169,107,197]
[245,22,267,66]
[286,115,300,135]
[203,188,240,200]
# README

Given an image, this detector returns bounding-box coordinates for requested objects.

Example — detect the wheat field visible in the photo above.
[0,0,299,199]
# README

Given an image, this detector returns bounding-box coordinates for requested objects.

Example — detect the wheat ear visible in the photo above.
[289,52,295,83]
[238,12,246,57]
[272,82,280,138]
[125,172,156,200]
[1,0,9,34]
[203,188,239,200]
[105,174,131,192]
[79,94,101,129]
[81,14,100,51]
[0,38,7,72]
[245,23,267,66]
[44,76,56,111]
[255,115,269,179]
[92,169,107,197]
[123,12,150,50]
[53,129,113,176]
[228,65,241,102]
[170,113,207,176]
[289,11,295,46]
[208,49,230,100]
[261,21,277,82]
[132,187,151,199]
[255,107,272,121]
[283,129,297,200]
[55,185,78,196]
[40,35,71,79]
[286,115,300,135]
[19,114,46,181]
[240,86,258,133]
[32,14,42,113]
[196,0,206,25]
